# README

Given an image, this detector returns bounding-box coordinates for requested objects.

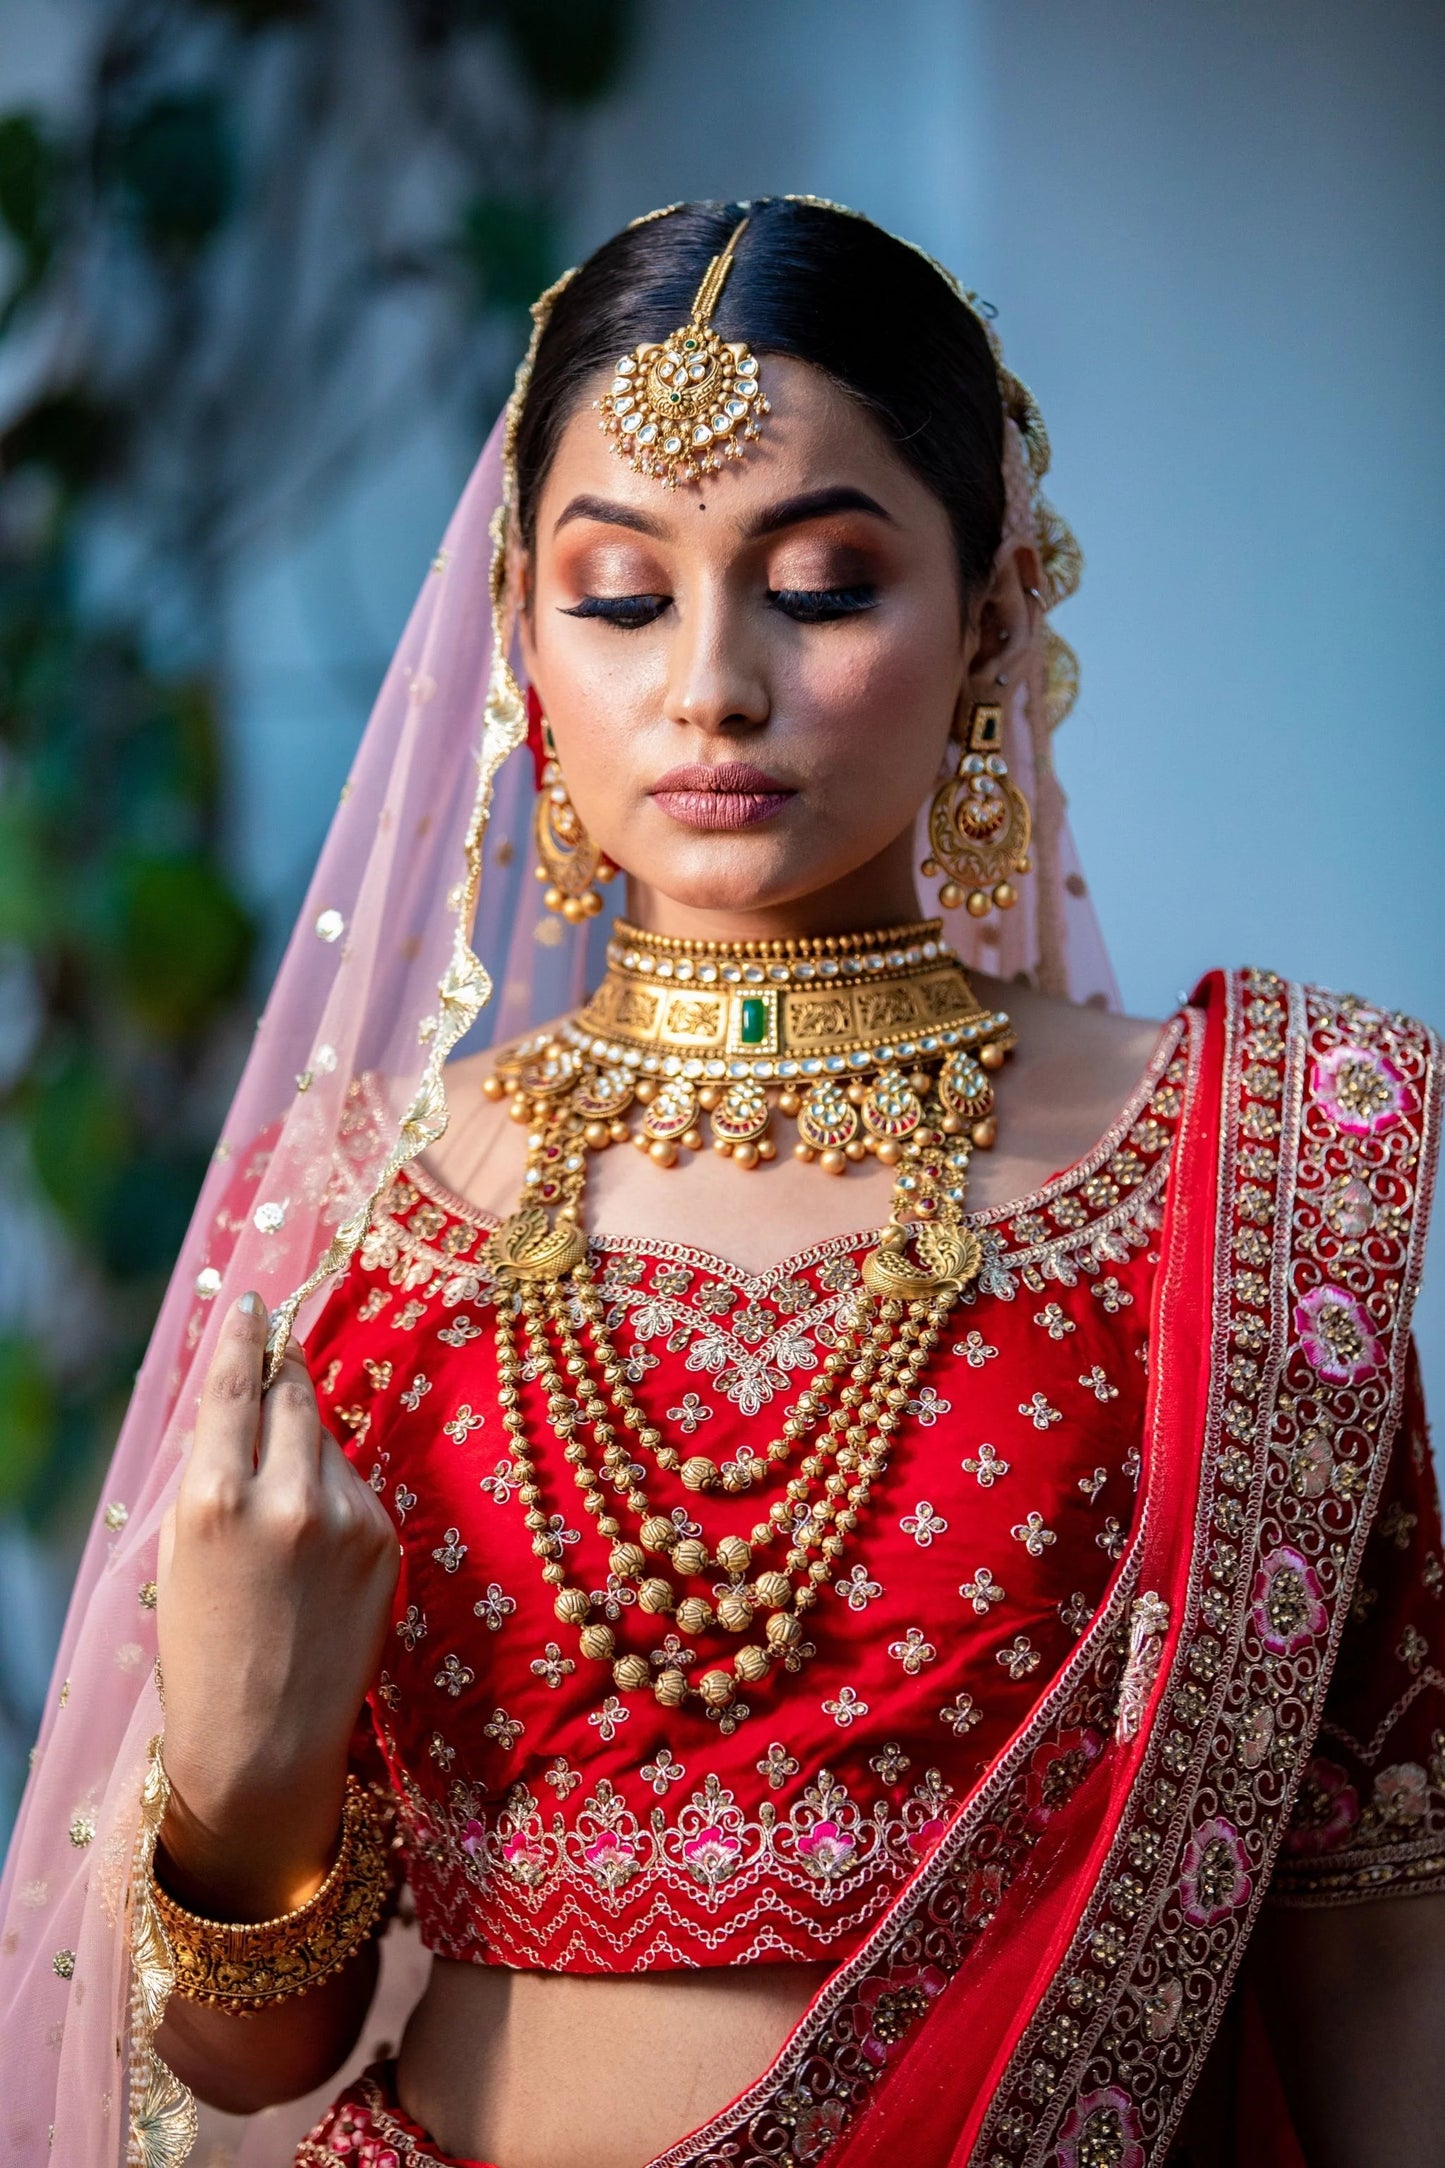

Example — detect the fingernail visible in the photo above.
[237,1291,266,1319]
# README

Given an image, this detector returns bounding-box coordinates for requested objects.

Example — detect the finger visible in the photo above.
[256,1337,322,1476]
[192,1293,268,1480]
[319,1431,402,1589]
[320,1425,392,1537]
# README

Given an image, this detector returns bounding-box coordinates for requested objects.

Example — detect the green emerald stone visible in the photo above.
[738,996,769,1045]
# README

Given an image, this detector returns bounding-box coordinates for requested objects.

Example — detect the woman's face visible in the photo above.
[519,356,1006,936]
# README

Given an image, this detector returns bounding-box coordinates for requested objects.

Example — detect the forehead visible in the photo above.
[532,355,951,546]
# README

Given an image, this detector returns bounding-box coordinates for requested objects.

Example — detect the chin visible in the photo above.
[621,829,827,914]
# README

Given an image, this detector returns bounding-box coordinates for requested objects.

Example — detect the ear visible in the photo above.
[513,546,539,685]
[963,543,1043,704]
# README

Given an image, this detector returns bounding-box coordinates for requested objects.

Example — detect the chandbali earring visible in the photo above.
[921,699,1032,919]
[532,716,616,923]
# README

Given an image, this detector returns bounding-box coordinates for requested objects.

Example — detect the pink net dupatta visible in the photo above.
[0,413,569,2167]
[0,305,1115,2168]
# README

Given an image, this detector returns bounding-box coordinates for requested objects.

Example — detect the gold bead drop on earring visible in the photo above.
[922,700,1032,922]
[532,734,614,920]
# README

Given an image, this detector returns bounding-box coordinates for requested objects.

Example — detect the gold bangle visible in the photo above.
[153,1776,393,2013]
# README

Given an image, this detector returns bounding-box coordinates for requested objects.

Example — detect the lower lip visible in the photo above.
[650,790,795,831]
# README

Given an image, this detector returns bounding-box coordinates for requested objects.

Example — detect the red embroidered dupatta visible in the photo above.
[652,968,1440,2168]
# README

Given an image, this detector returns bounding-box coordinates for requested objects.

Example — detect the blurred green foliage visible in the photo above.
[0,472,254,1523]
[110,90,237,258]
[0,0,633,1550]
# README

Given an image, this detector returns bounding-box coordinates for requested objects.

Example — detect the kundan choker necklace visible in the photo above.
[480,918,1016,1718]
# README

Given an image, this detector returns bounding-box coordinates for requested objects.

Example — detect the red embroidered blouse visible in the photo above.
[287,1008,1445,1975]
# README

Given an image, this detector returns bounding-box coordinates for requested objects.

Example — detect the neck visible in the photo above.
[622,828,924,945]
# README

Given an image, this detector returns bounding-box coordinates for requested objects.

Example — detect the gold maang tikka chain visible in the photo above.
[479,922,1015,1719]
[597,216,769,489]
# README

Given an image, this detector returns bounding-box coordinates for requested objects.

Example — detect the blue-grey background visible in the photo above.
[2,0,1441,1827]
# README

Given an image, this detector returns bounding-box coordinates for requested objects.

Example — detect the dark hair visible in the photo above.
[513,198,1005,598]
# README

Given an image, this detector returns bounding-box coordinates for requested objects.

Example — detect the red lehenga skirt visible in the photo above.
[297,2064,494,2167]
[300,972,1440,2168]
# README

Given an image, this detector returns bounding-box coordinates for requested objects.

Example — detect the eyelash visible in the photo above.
[561,586,877,631]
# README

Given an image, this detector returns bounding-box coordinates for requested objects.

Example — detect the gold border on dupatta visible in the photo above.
[968,973,1441,2168]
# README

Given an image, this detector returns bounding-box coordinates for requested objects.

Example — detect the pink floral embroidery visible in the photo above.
[1312,1043,1408,1136]
[583,1830,640,1890]
[783,2096,848,2160]
[1294,1284,1382,1385]
[796,1819,858,1878]
[851,1964,947,2066]
[301,2074,444,2162]
[682,1824,743,1887]
[500,1831,546,1887]
[1251,1545,1327,1655]
[1058,2085,1145,2168]
[461,1818,485,1860]
[1179,1815,1253,1927]
[1285,1757,1360,1855]
[1374,1762,1429,1826]
[1025,1726,1106,1829]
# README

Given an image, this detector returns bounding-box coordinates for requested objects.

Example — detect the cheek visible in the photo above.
[530,620,663,771]
[785,611,958,774]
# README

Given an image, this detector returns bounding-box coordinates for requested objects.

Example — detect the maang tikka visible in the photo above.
[922,699,1033,919]
[597,215,769,489]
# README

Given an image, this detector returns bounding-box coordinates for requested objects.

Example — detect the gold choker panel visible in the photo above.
[570,920,1012,1081]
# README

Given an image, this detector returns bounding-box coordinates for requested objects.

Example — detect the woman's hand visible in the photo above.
[156,1291,399,1921]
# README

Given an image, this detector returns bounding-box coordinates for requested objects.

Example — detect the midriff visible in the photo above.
[397,1955,830,2167]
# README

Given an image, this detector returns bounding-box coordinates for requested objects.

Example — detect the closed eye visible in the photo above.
[769,585,878,623]
[560,594,669,630]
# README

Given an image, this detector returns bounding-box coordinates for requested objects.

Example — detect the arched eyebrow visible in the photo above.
[742,486,895,538]
[554,494,665,538]
[552,484,895,542]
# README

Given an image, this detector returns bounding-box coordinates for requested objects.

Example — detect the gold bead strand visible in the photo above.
[539,1274,936,1685]
[778,1293,953,1587]
[574,1267,898,1567]
[499,1284,681,1694]
[774,1297,932,1583]
[517,1285,627,1547]
[492,1293,575,1587]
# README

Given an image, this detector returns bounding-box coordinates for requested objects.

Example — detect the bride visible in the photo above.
[2,198,1440,2168]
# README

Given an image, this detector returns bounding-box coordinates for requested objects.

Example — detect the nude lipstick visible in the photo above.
[649,762,796,831]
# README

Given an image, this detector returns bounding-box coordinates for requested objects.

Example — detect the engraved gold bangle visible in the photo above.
[152,1776,393,2013]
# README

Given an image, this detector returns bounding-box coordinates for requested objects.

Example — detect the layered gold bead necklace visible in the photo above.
[482,920,1015,1716]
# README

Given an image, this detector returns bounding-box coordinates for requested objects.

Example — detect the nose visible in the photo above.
[662,582,770,737]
